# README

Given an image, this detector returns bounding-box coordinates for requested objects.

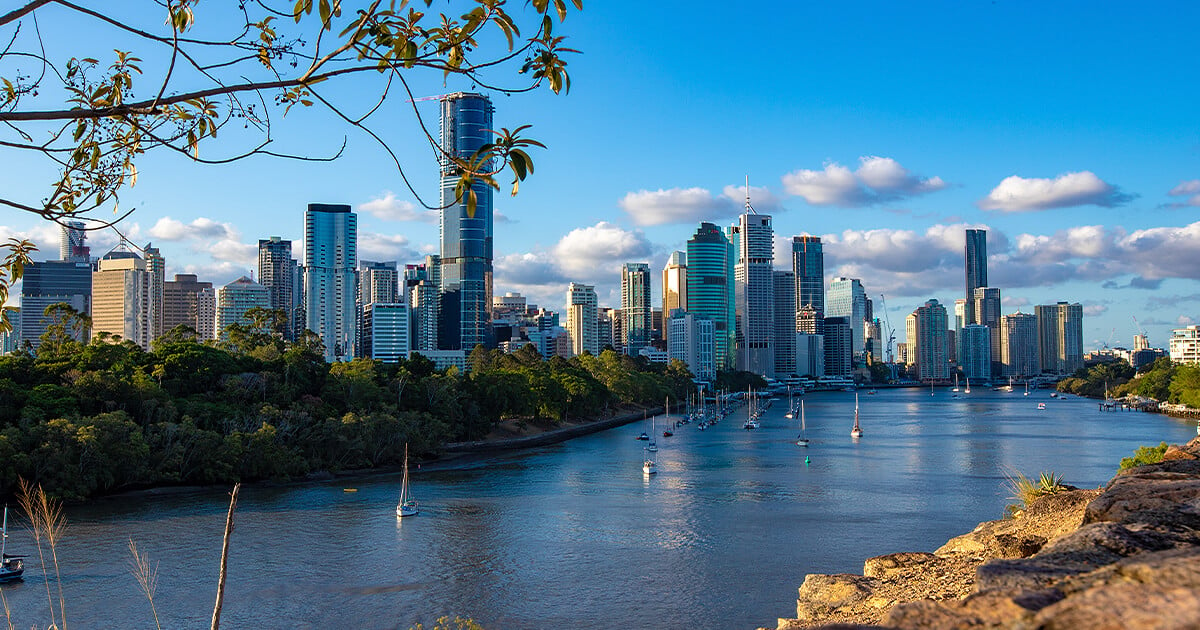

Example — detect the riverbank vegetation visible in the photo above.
[1057,357,1200,407]
[0,309,695,500]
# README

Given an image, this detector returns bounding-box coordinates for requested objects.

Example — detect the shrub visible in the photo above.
[1118,441,1169,472]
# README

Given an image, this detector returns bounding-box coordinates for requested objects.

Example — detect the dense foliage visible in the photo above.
[1118,441,1169,472]
[1057,360,1135,397]
[0,312,694,500]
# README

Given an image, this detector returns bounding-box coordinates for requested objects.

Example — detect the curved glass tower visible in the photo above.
[438,92,494,350]
[686,222,735,371]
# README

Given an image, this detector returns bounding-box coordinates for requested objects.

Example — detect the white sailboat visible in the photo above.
[647,414,658,452]
[1024,381,1030,396]
[851,393,863,438]
[395,444,418,518]
[796,400,809,447]
[642,447,657,475]
[0,506,24,583]
[930,380,935,396]
[964,375,972,394]
[951,374,959,392]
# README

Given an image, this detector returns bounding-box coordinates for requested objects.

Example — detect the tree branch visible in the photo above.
[0,0,53,28]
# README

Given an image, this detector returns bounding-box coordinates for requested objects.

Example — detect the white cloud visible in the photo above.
[1004,296,1031,308]
[1177,315,1195,326]
[209,239,257,265]
[1167,180,1200,207]
[148,217,235,241]
[359,232,419,263]
[781,156,947,207]
[619,184,779,226]
[552,221,653,278]
[1082,304,1109,317]
[358,191,437,223]
[979,171,1133,212]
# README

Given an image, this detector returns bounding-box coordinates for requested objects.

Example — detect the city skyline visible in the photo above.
[1,2,1197,352]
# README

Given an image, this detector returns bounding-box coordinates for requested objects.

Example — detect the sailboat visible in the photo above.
[850,393,863,438]
[0,506,23,583]
[642,447,657,475]
[662,396,674,437]
[1024,381,1030,396]
[395,445,418,518]
[647,413,658,452]
[930,380,935,396]
[796,400,809,447]
[964,375,971,394]
[951,374,959,392]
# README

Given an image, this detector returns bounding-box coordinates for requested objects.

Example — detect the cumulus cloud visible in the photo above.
[148,217,235,241]
[1146,294,1200,310]
[619,184,779,226]
[209,239,257,265]
[1082,304,1109,317]
[552,221,653,278]
[358,191,437,223]
[979,171,1134,212]
[1004,296,1031,308]
[781,156,947,207]
[1178,315,1195,326]
[1167,180,1200,208]
[359,232,419,263]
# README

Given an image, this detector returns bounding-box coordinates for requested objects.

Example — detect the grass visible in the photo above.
[1004,470,1068,518]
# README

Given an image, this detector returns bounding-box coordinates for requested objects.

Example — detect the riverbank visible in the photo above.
[772,435,1200,629]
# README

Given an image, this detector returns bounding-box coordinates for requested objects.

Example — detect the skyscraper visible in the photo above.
[620,263,652,356]
[60,220,90,263]
[304,203,357,361]
[827,277,867,365]
[258,236,300,340]
[1000,312,1038,377]
[667,310,715,382]
[792,236,824,313]
[92,250,152,349]
[216,276,271,339]
[20,260,91,352]
[959,323,991,381]
[686,222,735,371]
[823,316,852,377]
[662,251,687,345]
[438,92,495,351]
[773,270,796,377]
[906,299,949,381]
[1036,302,1084,374]
[972,286,1002,375]
[730,213,774,376]
[566,282,598,357]
[144,243,165,343]
[163,273,213,337]
[964,229,987,324]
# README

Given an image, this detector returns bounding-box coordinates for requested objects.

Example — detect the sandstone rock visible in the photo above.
[795,574,880,621]
[1029,583,1200,630]
[864,552,939,578]
[885,590,1051,630]
[1085,472,1200,529]
[1161,444,1198,461]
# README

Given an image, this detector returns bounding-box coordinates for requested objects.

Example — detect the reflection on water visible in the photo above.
[2,388,1196,629]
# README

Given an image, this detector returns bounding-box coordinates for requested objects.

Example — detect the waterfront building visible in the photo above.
[905,299,949,381]
[60,220,91,263]
[1035,302,1084,374]
[362,302,410,362]
[620,262,652,356]
[686,222,735,371]
[827,277,867,365]
[823,316,852,377]
[964,228,987,324]
[304,202,358,361]
[216,276,271,339]
[258,237,301,340]
[1000,312,1039,377]
[438,92,495,351]
[795,332,825,379]
[20,259,91,352]
[144,243,165,343]
[667,309,715,382]
[773,270,797,377]
[662,251,687,346]
[972,286,1002,375]
[729,213,774,376]
[92,251,154,348]
[566,282,599,356]
[163,274,214,338]
[960,324,992,381]
[1169,325,1200,364]
[791,235,824,314]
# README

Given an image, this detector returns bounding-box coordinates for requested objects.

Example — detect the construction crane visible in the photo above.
[878,293,897,364]
[1132,315,1149,348]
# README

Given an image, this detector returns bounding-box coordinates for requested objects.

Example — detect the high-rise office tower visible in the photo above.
[438,92,495,351]
[163,273,214,337]
[566,282,598,357]
[1036,302,1084,374]
[773,270,796,377]
[20,259,91,351]
[730,212,774,376]
[686,222,735,371]
[60,220,90,263]
[92,250,152,349]
[620,263,652,356]
[792,236,824,314]
[796,332,825,378]
[258,236,300,341]
[216,276,271,339]
[667,310,715,382]
[0,310,19,354]
[1000,312,1038,377]
[959,323,991,380]
[823,316,852,377]
[972,286,1002,375]
[304,203,358,361]
[827,277,867,365]
[964,228,987,324]
[905,299,949,381]
[363,302,410,363]
[357,260,399,357]
[662,251,687,345]
[492,292,528,320]
[144,243,165,343]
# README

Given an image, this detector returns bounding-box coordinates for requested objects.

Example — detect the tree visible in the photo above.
[0,0,582,309]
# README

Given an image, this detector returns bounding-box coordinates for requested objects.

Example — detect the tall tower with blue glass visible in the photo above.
[686,222,735,371]
[438,92,495,351]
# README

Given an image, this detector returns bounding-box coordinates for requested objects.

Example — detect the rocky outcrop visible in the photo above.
[774,436,1200,630]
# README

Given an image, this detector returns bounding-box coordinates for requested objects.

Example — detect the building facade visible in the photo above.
[304,203,358,361]
[959,323,992,381]
[363,303,410,363]
[730,213,774,376]
[566,282,599,357]
[1170,325,1200,364]
[686,222,735,371]
[258,236,301,340]
[91,251,153,349]
[827,277,867,365]
[964,228,987,324]
[163,273,215,339]
[905,299,949,381]
[773,270,797,377]
[823,316,852,377]
[620,263,652,356]
[20,260,91,352]
[60,220,91,263]
[1036,302,1084,374]
[667,310,715,382]
[216,276,271,339]
[1000,312,1039,377]
[438,92,495,351]
[792,236,824,314]
[662,251,687,346]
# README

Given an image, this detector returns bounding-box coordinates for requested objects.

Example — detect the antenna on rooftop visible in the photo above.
[745,174,756,215]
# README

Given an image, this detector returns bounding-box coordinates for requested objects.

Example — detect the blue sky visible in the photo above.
[1,1,1198,350]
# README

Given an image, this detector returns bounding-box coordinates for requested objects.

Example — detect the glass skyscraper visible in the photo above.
[792,236,824,314]
[827,277,867,364]
[686,222,734,371]
[964,228,987,324]
[259,236,301,341]
[438,92,494,351]
[620,263,652,356]
[304,203,357,362]
[730,213,774,376]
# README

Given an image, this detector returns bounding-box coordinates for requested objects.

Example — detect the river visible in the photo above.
[3,387,1196,629]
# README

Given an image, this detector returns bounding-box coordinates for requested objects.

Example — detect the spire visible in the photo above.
[744,174,756,215]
